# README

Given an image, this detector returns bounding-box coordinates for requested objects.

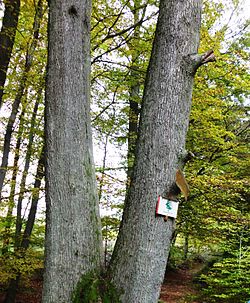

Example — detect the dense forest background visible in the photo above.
[0,0,249,302]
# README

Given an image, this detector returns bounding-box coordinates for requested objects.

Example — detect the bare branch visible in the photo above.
[92,33,134,64]
[92,10,157,52]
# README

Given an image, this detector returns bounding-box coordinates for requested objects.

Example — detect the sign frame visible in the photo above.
[156,196,179,218]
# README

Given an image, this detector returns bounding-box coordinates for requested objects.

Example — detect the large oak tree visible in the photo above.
[42,0,102,302]
[43,0,214,302]
[109,1,215,301]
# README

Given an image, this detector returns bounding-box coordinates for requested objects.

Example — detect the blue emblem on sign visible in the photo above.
[166,201,172,211]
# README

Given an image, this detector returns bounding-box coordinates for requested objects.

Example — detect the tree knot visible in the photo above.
[68,5,78,17]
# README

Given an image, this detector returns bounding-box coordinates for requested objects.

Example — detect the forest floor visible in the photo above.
[0,262,203,303]
[160,262,204,303]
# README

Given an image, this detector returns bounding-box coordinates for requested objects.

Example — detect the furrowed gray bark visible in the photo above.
[42,0,102,302]
[109,0,204,302]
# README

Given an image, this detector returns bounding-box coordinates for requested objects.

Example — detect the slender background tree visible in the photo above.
[0,0,20,107]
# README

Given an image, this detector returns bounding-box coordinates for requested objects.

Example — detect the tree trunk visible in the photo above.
[14,91,41,248]
[126,0,143,184]
[184,234,189,261]
[109,0,204,302]
[98,134,109,201]
[98,134,109,268]
[0,0,20,108]
[0,0,44,199]
[2,86,43,254]
[21,145,45,250]
[3,147,45,303]
[42,0,102,302]
[1,106,26,254]
[3,276,20,303]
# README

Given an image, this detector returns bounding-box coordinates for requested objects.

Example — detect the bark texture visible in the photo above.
[42,1,102,302]
[109,0,203,302]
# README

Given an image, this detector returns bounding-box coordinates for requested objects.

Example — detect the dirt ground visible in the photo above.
[160,265,202,303]
[0,278,43,303]
[0,264,203,303]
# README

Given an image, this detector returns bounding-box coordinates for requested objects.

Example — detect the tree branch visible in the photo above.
[189,50,216,74]
[199,49,216,65]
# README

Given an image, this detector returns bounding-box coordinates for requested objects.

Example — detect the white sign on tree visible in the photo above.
[156,196,179,218]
